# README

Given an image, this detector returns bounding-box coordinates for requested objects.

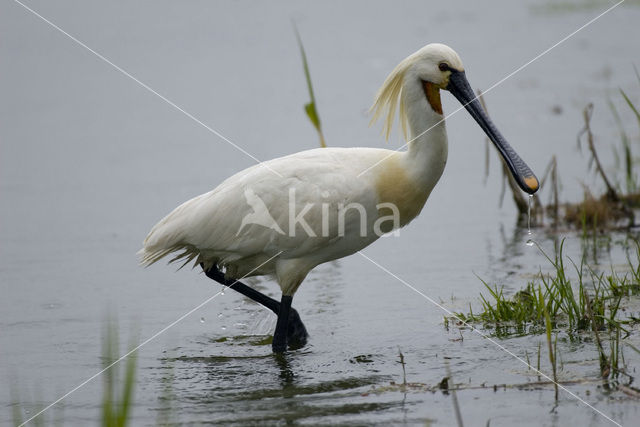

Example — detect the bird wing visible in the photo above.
[139,147,389,268]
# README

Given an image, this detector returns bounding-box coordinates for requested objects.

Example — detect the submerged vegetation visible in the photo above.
[460,73,640,391]
[457,239,640,334]
[458,68,640,392]
[487,67,640,230]
[454,238,640,386]
[100,321,137,427]
[12,320,138,427]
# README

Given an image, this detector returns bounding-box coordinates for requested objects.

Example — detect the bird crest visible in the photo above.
[369,54,414,142]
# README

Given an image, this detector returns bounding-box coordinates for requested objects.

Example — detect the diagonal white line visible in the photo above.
[357,251,622,427]
[357,0,625,178]
[18,251,283,427]
[11,0,283,178]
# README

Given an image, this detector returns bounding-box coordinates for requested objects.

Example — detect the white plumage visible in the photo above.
[139,43,537,351]
[140,147,406,295]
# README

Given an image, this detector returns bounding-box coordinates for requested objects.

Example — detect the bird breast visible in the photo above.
[374,154,431,229]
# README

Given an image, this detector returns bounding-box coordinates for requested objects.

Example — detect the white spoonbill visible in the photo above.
[139,43,539,353]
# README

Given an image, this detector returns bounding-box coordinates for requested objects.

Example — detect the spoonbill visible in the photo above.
[139,43,539,353]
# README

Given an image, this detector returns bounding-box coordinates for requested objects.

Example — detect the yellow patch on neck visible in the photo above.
[423,81,443,115]
[374,155,430,230]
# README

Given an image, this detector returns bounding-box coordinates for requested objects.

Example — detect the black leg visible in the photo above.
[202,264,308,348]
[272,295,292,353]
[203,266,280,313]
[285,306,308,349]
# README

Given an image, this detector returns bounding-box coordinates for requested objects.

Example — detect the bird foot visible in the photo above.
[286,308,309,350]
[273,308,309,353]
[202,264,309,352]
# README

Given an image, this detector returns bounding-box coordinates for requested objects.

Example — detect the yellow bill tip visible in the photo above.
[524,175,539,193]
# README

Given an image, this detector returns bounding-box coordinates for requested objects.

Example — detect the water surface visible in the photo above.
[2,0,640,425]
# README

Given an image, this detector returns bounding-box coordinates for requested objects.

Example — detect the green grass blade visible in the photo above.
[116,349,137,427]
[625,341,640,355]
[543,300,558,399]
[294,24,326,148]
[608,98,635,193]
[619,88,640,129]
[102,319,137,427]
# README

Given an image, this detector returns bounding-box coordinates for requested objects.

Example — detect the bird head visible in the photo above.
[371,43,539,195]
[407,43,464,90]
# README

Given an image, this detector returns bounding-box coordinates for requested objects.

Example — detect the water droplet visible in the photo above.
[42,302,60,310]
[220,287,225,295]
[221,326,227,331]
[217,313,224,319]
[527,194,533,234]
[525,195,535,245]
[199,317,205,323]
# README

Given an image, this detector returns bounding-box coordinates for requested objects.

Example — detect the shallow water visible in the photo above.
[2,0,640,425]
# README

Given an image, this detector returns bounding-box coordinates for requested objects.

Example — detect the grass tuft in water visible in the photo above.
[456,239,640,338]
[563,73,640,228]
[542,296,558,400]
[101,319,137,427]
[456,237,640,381]
[397,347,407,386]
[11,319,139,427]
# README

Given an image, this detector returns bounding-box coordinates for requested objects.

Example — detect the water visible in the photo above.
[526,195,535,246]
[2,0,640,425]
[527,194,533,235]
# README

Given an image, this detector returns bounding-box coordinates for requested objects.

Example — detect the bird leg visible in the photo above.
[272,295,292,353]
[202,265,308,349]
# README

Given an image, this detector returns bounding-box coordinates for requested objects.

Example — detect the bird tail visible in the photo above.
[138,195,205,268]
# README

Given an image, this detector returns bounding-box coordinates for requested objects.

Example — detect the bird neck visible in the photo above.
[401,79,449,190]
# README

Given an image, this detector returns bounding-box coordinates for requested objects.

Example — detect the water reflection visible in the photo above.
[157,349,393,424]
[274,353,296,386]
[305,260,343,316]
[149,259,415,423]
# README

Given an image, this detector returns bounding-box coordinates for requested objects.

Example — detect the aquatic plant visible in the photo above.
[542,298,558,399]
[457,237,640,381]
[294,25,326,148]
[479,68,640,229]
[565,72,640,228]
[457,239,639,332]
[12,320,138,427]
[101,320,137,427]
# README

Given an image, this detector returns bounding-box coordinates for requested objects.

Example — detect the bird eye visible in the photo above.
[438,62,449,72]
